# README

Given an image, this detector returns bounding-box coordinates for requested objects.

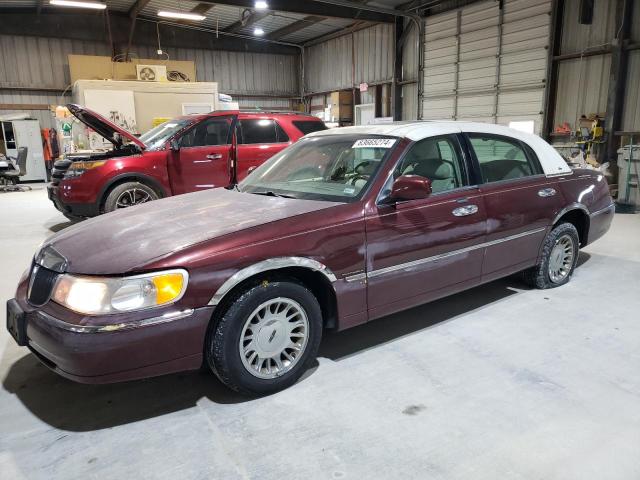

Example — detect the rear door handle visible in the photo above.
[452,204,479,217]
[206,153,223,160]
[538,188,556,197]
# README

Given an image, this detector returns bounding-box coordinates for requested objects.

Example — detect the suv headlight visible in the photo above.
[64,160,106,179]
[52,269,188,315]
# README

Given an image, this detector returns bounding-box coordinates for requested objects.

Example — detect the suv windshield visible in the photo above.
[139,118,194,150]
[239,134,399,202]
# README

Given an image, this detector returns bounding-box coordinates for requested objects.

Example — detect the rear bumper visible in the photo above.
[587,203,615,245]
[47,183,100,218]
[8,297,212,384]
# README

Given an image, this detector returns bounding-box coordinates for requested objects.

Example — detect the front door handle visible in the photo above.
[538,188,557,197]
[452,204,479,217]
[206,153,223,160]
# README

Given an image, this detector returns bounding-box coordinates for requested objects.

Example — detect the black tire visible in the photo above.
[522,222,580,289]
[207,280,323,396]
[103,181,159,213]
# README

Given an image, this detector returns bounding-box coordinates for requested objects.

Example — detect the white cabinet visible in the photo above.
[1,119,46,182]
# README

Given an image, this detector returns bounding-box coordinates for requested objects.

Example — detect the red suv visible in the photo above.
[48,105,326,219]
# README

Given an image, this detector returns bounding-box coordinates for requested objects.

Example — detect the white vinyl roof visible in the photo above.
[309,121,572,176]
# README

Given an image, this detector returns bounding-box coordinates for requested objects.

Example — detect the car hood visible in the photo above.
[45,188,338,275]
[67,103,146,150]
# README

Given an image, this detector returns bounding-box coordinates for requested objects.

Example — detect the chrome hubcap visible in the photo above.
[115,188,152,208]
[239,298,309,379]
[548,234,575,283]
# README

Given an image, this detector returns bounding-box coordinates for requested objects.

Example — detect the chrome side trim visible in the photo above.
[36,309,195,333]
[344,272,367,283]
[589,203,615,218]
[208,257,337,306]
[367,227,546,279]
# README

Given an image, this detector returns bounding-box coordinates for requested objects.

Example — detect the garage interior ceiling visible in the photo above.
[0,0,421,45]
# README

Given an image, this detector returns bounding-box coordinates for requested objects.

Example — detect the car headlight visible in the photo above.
[63,160,106,179]
[51,269,188,315]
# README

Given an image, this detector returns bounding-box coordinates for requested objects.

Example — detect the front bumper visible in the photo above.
[7,295,213,384]
[47,183,100,218]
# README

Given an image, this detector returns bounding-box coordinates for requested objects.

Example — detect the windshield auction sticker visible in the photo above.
[352,138,397,149]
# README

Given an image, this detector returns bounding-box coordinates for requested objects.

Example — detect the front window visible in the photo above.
[239,134,399,202]
[179,118,231,148]
[394,135,468,194]
[139,118,194,150]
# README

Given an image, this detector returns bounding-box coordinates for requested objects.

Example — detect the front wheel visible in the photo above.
[522,222,579,289]
[207,280,323,396]
[103,181,159,213]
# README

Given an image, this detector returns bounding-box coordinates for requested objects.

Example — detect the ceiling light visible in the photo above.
[255,1,268,9]
[158,10,206,21]
[253,27,265,35]
[49,0,106,9]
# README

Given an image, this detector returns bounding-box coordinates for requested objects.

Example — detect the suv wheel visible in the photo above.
[103,181,158,213]
[207,280,323,396]
[522,222,579,289]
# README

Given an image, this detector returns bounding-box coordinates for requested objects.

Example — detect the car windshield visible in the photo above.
[239,134,399,202]
[139,118,194,150]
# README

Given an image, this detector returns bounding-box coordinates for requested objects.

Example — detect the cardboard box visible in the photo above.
[330,90,353,121]
[330,90,353,106]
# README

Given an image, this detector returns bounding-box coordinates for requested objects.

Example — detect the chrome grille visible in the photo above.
[27,265,59,307]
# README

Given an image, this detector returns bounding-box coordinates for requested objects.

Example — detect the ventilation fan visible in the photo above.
[136,65,167,82]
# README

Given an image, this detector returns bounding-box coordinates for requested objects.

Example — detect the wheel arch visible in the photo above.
[552,203,590,247]
[98,173,168,212]
[208,257,339,330]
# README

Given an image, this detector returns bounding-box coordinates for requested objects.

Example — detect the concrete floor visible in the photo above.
[1,185,639,480]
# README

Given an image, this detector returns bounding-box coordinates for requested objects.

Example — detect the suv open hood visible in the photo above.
[67,104,146,150]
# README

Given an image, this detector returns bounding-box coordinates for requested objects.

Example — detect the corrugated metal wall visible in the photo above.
[0,34,300,129]
[554,54,611,128]
[401,21,419,120]
[554,0,640,132]
[421,0,551,133]
[622,50,640,132]
[553,0,616,128]
[130,43,299,96]
[0,90,64,130]
[622,0,640,131]
[304,24,394,94]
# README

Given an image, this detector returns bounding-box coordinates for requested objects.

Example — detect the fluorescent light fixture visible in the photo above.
[253,27,265,35]
[255,1,268,9]
[49,0,106,9]
[158,10,206,21]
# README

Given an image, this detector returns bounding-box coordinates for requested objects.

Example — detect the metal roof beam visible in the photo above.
[194,0,394,22]
[225,9,271,33]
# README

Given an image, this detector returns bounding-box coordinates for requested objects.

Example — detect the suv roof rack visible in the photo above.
[236,110,312,116]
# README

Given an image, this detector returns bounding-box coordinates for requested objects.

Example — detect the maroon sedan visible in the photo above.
[7,122,614,395]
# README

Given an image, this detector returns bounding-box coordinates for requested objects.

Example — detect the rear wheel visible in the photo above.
[522,222,579,289]
[103,181,158,213]
[207,280,322,396]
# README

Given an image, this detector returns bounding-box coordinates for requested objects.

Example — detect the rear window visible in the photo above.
[292,120,327,135]
[239,119,289,144]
